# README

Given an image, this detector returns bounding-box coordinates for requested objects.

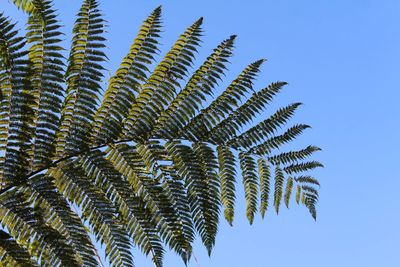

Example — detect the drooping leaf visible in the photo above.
[239,152,258,224]
[258,158,270,218]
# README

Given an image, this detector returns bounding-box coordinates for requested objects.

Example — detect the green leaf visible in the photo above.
[258,158,270,218]
[284,176,293,208]
[217,145,237,225]
[273,165,284,214]
[239,152,258,224]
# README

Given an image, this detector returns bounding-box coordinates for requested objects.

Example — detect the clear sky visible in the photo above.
[2,0,400,266]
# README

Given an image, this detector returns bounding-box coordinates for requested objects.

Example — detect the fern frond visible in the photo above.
[26,0,65,169]
[192,142,220,253]
[122,18,203,139]
[207,81,286,143]
[49,162,135,267]
[180,59,265,141]
[295,184,301,204]
[55,0,107,158]
[283,176,293,208]
[249,124,311,155]
[122,141,194,260]
[153,35,236,139]
[295,175,320,187]
[0,230,37,266]
[11,0,36,13]
[0,14,32,185]
[239,152,258,224]
[301,185,319,198]
[229,102,302,150]
[26,174,98,266]
[303,192,318,220]
[165,141,217,255]
[217,145,237,225]
[268,145,321,165]
[283,161,324,174]
[273,165,284,214]
[300,184,319,219]
[159,165,195,264]
[92,6,162,144]
[257,158,270,218]
[76,150,165,266]
[0,3,324,265]
[0,190,81,266]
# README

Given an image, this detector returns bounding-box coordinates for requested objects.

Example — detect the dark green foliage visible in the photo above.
[239,152,259,224]
[218,145,237,225]
[258,158,270,218]
[0,1,323,266]
[284,176,294,208]
[273,166,284,214]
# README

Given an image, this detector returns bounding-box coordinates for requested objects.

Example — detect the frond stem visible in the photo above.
[0,136,250,196]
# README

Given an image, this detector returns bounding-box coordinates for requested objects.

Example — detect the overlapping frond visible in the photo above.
[106,142,194,262]
[165,141,218,254]
[11,0,36,13]
[258,158,270,218]
[55,0,106,157]
[217,145,237,225]
[0,230,37,266]
[122,17,203,140]
[0,190,81,266]
[77,149,165,266]
[153,35,236,139]
[179,59,265,141]
[0,13,32,185]
[25,174,98,266]
[92,6,162,144]
[49,162,135,267]
[26,0,65,169]
[0,1,323,266]
[229,102,302,150]
[192,142,220,253]
[284,176,293,208]
[239,152,258,224]
[207,81,286,143]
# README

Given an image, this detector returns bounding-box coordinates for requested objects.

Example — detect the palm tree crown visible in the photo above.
[0,0,323,266]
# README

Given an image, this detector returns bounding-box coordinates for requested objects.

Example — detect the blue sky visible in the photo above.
[2,0,400,266]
